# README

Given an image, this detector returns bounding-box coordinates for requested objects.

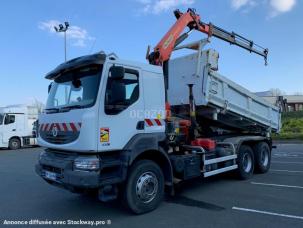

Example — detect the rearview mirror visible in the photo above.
[48,83,53,93]
[110,66,125,80]
[72,79,82,89]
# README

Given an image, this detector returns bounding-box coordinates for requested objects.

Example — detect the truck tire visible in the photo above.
[9,138,21,150]
[237,145,254,180]
[253,142,271,173]
[123,160,164,214]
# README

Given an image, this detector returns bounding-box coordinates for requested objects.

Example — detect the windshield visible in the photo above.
[46,64,102,111]
[0,113,3,125]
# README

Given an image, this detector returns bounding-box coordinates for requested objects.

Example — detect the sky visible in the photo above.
[0,0,302,107]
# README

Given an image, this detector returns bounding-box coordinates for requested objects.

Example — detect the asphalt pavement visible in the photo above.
[0,144,302,228]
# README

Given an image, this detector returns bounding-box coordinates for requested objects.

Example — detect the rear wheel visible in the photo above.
[9,138,21,150]
[123,160,164,214]
[253,142,271,173]
[237,145,254,180]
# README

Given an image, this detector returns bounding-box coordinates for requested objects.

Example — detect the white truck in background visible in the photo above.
[0,105,38,150]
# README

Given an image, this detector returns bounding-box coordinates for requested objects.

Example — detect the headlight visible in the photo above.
[74,156,100,171]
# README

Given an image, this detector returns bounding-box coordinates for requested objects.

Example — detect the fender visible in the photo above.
[223,136,272,152]
[123,133,173,186]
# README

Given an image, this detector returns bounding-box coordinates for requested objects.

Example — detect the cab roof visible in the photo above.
[45,53,106,80]
[45,52,163,80]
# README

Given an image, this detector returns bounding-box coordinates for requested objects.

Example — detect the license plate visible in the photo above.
[44,171,57,181]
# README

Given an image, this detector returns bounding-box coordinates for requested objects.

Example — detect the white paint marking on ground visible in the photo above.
[273,154,302,158]
[272,161,303,164]
[275,144,303,147]
[251,182,303,189]
[273,151,303,155]
[232,207,303,220]
[273,152,303,154]
[271,169,303,173]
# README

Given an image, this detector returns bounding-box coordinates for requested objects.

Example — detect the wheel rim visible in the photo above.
[242,153,252,173]
[260,149,269,167]
[136,171,158,204]
[12,141,18,148]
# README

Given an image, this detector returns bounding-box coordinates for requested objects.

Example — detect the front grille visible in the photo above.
[40,131,79,144]
[45,135,69,144]
[49,151,75,159]
[42,165,62,174]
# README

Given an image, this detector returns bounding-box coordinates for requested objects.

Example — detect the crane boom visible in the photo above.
[206,23,268,64]
[147,8,268,66]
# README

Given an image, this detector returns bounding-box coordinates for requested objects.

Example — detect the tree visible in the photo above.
[28,98,45,114]
[270,88,286,96]
[294,92,303,95]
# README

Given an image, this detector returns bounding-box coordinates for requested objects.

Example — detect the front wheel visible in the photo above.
[9,138,21,150]
[123,160,164,214]
[237,145,254,180]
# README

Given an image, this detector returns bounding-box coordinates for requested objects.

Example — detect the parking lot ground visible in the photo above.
[0,144,302,228]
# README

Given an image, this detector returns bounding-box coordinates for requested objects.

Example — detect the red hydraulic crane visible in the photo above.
[147,8,268,66]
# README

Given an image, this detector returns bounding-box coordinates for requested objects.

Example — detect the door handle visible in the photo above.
[12,129,16,131]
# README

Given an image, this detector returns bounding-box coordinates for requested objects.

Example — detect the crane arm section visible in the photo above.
[148,9,268,66]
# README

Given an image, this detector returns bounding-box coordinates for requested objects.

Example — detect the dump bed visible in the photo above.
[168,49,281,133]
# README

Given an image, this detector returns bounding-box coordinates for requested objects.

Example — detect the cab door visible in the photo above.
[98,63,145,151]
[2,114,17,143]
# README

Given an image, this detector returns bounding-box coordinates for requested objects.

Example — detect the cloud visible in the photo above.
[231,0,256,10]
[269,0,296,16]
[38,20,94,47]
[230,0,296,17]
[137,0,195,14]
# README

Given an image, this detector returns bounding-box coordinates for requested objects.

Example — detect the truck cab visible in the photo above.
[38,53,165,152]
[0,112,18,148]
[36,53,171,213]
[0,106,38,149]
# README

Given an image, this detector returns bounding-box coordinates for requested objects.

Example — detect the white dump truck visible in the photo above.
[0,105,38,149]
[36,9,281,214]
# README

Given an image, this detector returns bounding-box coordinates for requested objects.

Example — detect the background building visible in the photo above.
[255,91,303,112]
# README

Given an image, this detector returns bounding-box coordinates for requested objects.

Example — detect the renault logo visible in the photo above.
[52,126,58,137]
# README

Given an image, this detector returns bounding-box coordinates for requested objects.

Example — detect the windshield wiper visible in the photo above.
[44,108,59,113]
[59,105,83,112]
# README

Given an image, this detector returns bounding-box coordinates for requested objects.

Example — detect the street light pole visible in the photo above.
[54,22,70,62]
[64,30,67,61]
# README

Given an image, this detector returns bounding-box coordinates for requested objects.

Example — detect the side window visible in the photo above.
[52,83,70,107]
[4,115,15,125]
[105,68,139,115]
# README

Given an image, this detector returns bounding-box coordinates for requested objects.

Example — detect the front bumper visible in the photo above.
[35,150,100,190]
